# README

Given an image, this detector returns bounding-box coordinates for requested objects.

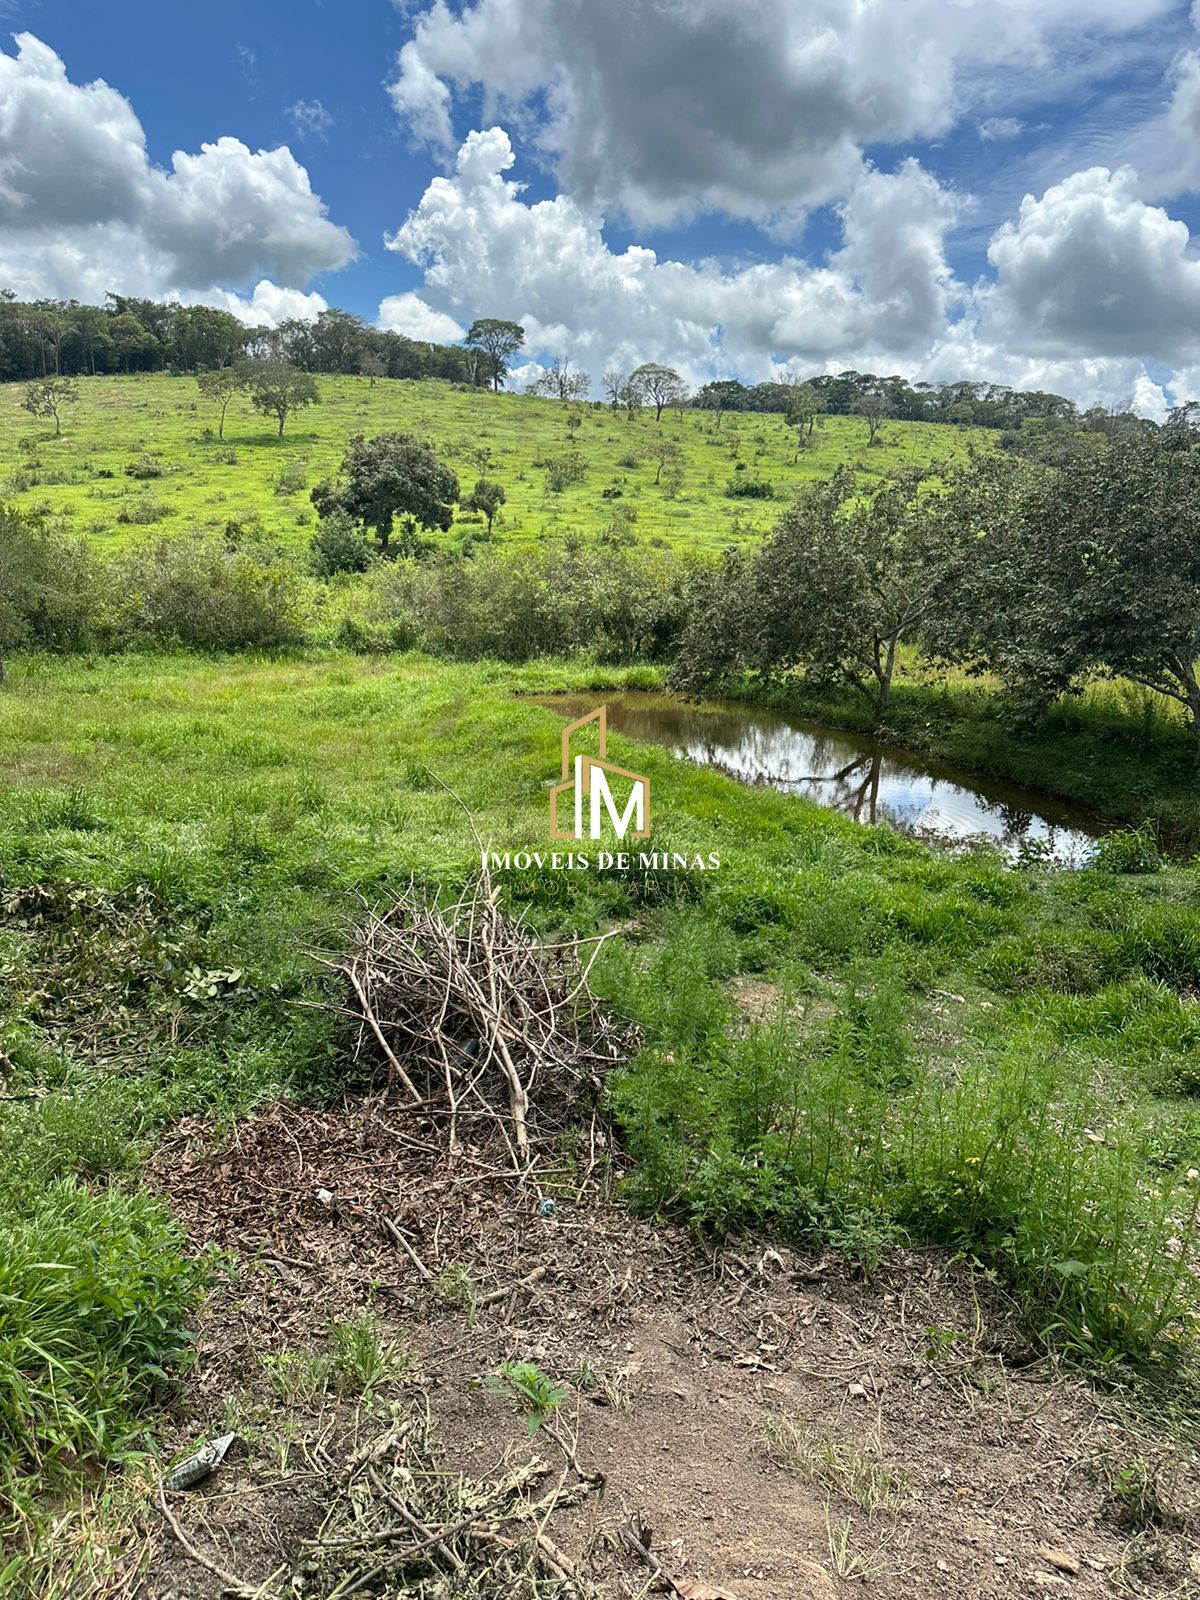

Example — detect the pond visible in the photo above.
[530,692,1107,865]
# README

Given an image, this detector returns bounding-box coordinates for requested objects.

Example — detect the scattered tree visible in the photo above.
[786,382,824,438]
[533,358,590,401]
[241,361,320,436]
[196,367,244,440]
[602,370,631,410]
[647,436,683,485]
[465,318,526,391]
[854,390,892,445]
[630,362,686,422]
[312,432,459,555]
[20,377,79,435]
[465,477,506,532]
[358,351,387,387]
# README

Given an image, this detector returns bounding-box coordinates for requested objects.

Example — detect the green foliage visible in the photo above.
[0,504,99,656]
[464,318,525,391]
[543,449,588,493]
[312,431,459,553]
[465,476,506,531]
[724,475,774,498]
[0,1180,203,1471]
[328,1312,409,1398]
[931,435,1200,746]
[113,536,304,650]
[1091,824,1162,875]
[195,365,244,441]
[20,378,79,435]
[309,508,375,576]
[352,541,697,663]
[116,491,170,524]
[484,1361,568,1434]
[676,469,952,716]
[240,360,320,437]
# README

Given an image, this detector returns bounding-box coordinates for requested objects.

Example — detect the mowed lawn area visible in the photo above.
[0,373,989,556]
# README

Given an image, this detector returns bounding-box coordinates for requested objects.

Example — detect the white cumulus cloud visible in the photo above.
[984,165,1200,361]
[378,290,465,341]
[385,127,962,386]
[0,33,355,305]
[388,0,1175,227]
[384,127,1200,412]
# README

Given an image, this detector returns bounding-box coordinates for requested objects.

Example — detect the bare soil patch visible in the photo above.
[137,1099,1200,1599]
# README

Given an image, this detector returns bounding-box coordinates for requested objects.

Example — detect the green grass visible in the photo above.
[1,373,989,556]
[2,648,1200,1583]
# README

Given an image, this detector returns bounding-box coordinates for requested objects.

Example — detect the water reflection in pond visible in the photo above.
[530,693,1106,865]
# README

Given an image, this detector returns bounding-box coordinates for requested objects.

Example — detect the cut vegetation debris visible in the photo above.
[320,864,634,1163]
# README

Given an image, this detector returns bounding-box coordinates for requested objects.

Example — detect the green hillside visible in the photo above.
[1,373,990,556]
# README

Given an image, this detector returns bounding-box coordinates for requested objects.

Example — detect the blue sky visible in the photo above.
[5,1,1200,409]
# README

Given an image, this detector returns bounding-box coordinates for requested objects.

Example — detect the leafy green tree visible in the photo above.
[464,318,525,391]
[241,361,320,436]
[465,477,506,532]
[107,311,159,372]
[195,367,244,440]
[693,379,746,429]
[20,377,79,435]
[312,432,459,554]
[630,362,686,421]
[785,382,824,439]
[854,390,892,445]
[672,469,952,716]
[647,436,682,484]
[940,434,1200,750]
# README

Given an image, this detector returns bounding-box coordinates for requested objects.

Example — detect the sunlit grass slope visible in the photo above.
[0,373,990,555]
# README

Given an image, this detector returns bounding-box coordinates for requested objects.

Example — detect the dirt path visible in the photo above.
[140,1100,1200,1599]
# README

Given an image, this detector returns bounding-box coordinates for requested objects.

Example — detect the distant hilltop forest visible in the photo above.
[0,290,1159,444]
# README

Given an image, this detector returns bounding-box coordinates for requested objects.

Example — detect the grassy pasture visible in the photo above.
[0,373,988,555]
[2,648,1200,1583]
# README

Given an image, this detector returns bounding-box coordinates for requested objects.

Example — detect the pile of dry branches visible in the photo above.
[295,1407,599,1598]
[320,866,633,1170]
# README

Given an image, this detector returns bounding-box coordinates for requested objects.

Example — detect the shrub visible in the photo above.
[124,454,163,479]
[116,492,170,525]
[115,537,306,651]
[374,541,696,663]
[275,458,309,497]
[0,1180,203,1471]
[309,509,375,577]
[1091,824,1161,874]
[0,503,102,655]
[544,452,588,493]
[725,476,775,498]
